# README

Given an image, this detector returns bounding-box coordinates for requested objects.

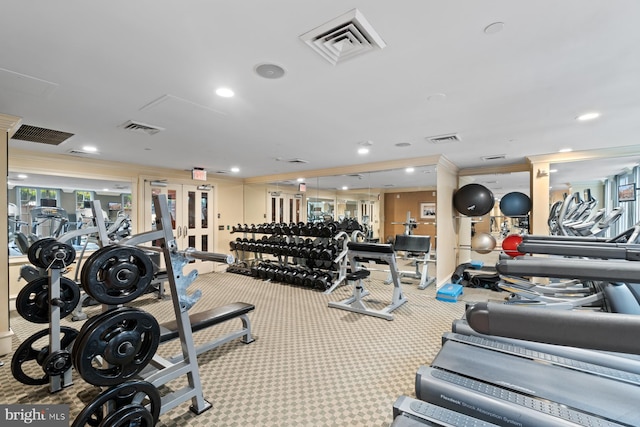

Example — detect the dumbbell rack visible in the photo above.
[228,223,356,293]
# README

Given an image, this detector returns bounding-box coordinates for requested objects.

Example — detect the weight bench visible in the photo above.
[158,302,255,363]
[387,234,435,290]
[328,242,407,320]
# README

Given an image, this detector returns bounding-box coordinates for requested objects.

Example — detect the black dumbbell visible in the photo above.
[274,267,285,282]
[302,271,318,288]
[314,272,333,291]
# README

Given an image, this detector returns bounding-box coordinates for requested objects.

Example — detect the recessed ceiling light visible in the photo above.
[405,167,415,173]
[341,186,348,190]
[550,169,558,173]
[576,112,600,121]
[17,174,28,179]
[215,87,235,98]
[230,167,240,173]
[297,177,304,182]
[357,147,369,155]
[103,188,109,191]
[82,145,98,152]
[558,148,573,153]
[484,22,504,35]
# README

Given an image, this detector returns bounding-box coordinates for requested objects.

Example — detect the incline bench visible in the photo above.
[158,302,255,363]
[328,242,407,320]
[389,234,435,290]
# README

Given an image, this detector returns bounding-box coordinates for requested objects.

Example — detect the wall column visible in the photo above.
[0,114,22,355]
[529,161,550,236]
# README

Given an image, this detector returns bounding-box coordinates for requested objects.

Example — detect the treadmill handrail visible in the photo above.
[517,241,640,260]
[466,301,640,354]
[496,257,640,281]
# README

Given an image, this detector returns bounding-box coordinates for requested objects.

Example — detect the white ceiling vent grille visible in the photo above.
[482,154,507,161]
[119,120,164,135]
[299,9,386,65]
[426,133,461,144]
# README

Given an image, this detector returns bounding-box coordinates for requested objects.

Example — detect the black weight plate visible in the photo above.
[71,380,160,427]
[81,246,154,305]
[16,276,81,324]
[73,307,160,386]
[102,403,154,427]
[42,350,72,376]
[39,240,76,269]
[27,238,57,269]
[11,327,78,385]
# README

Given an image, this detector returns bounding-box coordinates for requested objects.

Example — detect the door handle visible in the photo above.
[176,225,182,238]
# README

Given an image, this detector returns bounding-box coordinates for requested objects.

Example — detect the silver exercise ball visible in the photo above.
[471,232,497,254]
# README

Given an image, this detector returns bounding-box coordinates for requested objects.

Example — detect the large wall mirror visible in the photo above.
[242,163,439,278]
[548,153,640,239]
[7,171,133,257]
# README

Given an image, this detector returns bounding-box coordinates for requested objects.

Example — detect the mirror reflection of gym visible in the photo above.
[7,172,133,258]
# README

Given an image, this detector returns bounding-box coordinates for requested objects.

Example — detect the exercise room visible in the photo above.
[2,2,640,426]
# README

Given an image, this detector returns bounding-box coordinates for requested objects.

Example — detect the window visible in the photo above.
[76,190,93,211]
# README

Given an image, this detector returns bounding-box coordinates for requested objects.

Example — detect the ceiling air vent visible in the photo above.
[481,154,507,161]
[300,9,386,65]
[119,120,164,136]
[66,148,97,157]
[11,124,74,145]
[426,133,460,144]
[276,157,309,164]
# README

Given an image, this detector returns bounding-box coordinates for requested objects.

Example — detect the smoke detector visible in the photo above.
[300,9,386,65]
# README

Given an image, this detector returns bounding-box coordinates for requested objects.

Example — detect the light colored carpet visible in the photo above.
[1,267,497,427]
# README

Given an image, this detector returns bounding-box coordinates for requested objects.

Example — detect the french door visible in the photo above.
[146,183,214,274]
[267,193,301,224]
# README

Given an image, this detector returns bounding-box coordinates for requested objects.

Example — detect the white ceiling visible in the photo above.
[2,1,640,193]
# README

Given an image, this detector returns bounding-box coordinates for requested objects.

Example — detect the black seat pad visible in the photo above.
[347,242,394,253]
[159,302,255,343]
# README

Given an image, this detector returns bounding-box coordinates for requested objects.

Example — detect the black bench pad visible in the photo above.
[347,242,394,253]
[159,302,255,343]
[347,269,371,281]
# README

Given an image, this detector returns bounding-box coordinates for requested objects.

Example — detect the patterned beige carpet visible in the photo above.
[1,268,496,426]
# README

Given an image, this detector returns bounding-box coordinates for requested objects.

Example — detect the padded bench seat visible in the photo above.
[160,302,255,343]
[156,302,255,365]
[346,269,371,281]
[347,242,394,253]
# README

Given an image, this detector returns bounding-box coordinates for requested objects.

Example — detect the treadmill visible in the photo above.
[417,302,640,425]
